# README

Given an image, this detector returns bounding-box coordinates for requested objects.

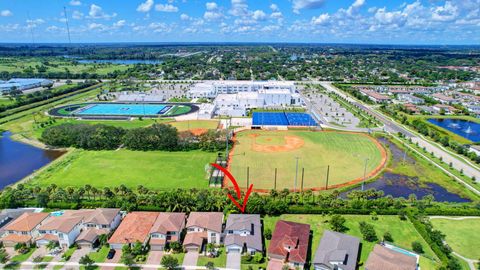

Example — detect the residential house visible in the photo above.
[397,94,424,105]
[432,104,457,114]
[224,214,263,255]
[75,208,121,248]
[0,209,37,237]
[0,212,49,247]
[432,93,457,104]
[267,220,310,269]
[36,214,83,248]
[149,212,186,251]
[365,244,417,270]
[359,90,391,103]
[183,212,223,252]
[108,212,159,249]
[312,230,360,270]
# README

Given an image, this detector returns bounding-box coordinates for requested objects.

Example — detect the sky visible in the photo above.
[0,0,479,44]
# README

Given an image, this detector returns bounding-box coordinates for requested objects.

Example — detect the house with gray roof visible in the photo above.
[224,214,262,255]
[313,230,360,270]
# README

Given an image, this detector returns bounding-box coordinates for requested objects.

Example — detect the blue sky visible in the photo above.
[0,0,479,44]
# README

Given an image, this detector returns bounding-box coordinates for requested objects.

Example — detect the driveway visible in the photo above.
[226,252,241,270]
[267,259,285,270]
[68,247,91,263]
[101,249,122,270]
[22,246,48,269]
[146,250,164,265]
[183,251,199,267]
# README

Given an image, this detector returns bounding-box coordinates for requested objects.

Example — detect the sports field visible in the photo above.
[28,149,216,190]
[168,120,219,135]
[228,130,386,191]
[430,217,480,259]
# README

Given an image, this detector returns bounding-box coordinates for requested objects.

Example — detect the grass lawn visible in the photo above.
[197,247,227,268]
[88,246,110,263]
[28,149,217,190]
[168,120,219,131]
[166,252,185,265]
[61,246,78,262]
[229,130,386,190]
[430,217,480,259]
[4,248,37,269]
[263,214,439,269]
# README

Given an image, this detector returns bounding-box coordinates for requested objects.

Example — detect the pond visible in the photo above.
[341,137,471,203]
[427,118,480,142]
[0,131,64,189]
[76,59,163,65]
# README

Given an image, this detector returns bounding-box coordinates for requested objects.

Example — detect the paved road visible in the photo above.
[320,81,480,181]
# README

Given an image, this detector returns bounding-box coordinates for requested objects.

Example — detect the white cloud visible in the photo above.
[155,3,179,12]
[206,2,218,11]
[432,1,458,22]
[0,23,19,32]
[113,20,126,27]
[148,22,172,33]
[252,10,267,21]
[374,7,406,26]
[311,13,330,25]
[69,0,81,6]
[137,0,154,12]
[180,13,190,20]
[292,0,325,14]
[46,26,62,32]
[271,12,283,19]
[88,22,104,30]
[0,10,13,17]
[72,10,84,19]
[270,4,279,12]
[230,0,248,16]
[88,4,117,19]
[346,0,365,16]
[204,11,224,21]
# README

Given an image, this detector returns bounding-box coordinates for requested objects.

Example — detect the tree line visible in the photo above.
[41,123,230,152]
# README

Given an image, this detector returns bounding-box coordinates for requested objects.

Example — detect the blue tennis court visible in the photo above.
[252,112,317,126]
[77,104,171,116]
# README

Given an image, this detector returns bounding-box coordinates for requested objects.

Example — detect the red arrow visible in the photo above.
[211,163,253,213]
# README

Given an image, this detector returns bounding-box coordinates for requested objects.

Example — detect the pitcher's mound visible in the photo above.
[250,135,305,153]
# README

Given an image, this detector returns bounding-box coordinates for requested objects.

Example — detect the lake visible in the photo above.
[427,118,480,142]
[77,59,163,65]
[0,131,64,189]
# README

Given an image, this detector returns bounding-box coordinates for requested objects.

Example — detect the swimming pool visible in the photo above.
[50,210,65,217]
[77,103,171,116]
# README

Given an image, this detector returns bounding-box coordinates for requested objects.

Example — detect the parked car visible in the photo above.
[107,249,116,259]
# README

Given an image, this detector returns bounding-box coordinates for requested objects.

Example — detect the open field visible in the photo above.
[27,149,217,190]
[229,130,386,191]
[263,214,439,270]
[430,217,480,259]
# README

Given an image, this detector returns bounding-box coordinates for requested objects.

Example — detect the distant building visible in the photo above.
[359,89,391,103]
[432,93,458,104]
[432,104,457,114]
[188,80,296,98]
[397,94,424,105]
[0,78,53,93]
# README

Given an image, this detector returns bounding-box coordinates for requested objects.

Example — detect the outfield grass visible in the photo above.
[229,130,385,190]
[430,217,480,259]
[263,214,439,270]
[28,149,217,190]
[168,120,219,131]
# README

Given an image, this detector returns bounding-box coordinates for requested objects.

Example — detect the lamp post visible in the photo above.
[294,157,300,192]
[361,158,369,191]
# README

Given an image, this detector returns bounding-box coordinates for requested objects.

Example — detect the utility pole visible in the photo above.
[274,168,277,190]
[63,6,72,44]
[246,166,250,188]
[362,158,369,191]
[301,167,304,193]
[294,157,300,192]
[325,165,330,190]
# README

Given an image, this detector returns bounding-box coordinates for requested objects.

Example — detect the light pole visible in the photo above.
[361,158,369,191]
[294,157,300,192]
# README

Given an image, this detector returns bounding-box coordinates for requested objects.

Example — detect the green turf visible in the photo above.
[430,217,480,259]
[88,246,110,263]
[165,105,192,116]
[229,130,384,190]
[263,214,439,269]
[28,149,217,190]
[196,247,227,267]
[168,120,219,131]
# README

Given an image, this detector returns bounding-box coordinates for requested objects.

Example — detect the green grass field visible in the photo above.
[430,217,480,259]
[27,149,217,190]
[229,130,385,190]
[263,214,439,270]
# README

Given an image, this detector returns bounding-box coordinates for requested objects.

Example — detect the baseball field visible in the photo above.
[228,130,387,191]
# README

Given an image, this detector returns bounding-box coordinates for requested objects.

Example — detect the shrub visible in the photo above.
[412,241,424,254]
[383,231,394,242]
[359,221,378,242]
[264,228,272,240]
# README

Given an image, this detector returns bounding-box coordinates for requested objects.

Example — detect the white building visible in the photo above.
[0,78,53,93]
[188,80,296,98]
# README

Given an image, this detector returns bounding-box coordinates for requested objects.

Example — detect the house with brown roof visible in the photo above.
[365,244,418,270]
[183,212,223,252]
[108,212,158,249]
[149,212,186,251]
[267,220,310,270]
[0,212,49,247]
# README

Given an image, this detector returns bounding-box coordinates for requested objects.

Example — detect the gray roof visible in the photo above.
[224,214,262,251]
[313,230,360,270]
